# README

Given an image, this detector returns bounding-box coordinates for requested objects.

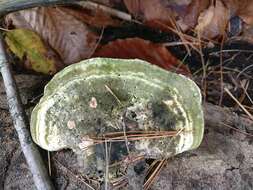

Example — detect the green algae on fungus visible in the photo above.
[30,58,204,182]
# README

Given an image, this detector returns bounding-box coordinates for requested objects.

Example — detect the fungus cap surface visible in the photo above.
[31,58,204,180]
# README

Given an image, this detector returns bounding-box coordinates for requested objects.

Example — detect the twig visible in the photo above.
[210,49,253,55]
[224,87,253,121]
[0,27,10,31]
[105,140,109,190]
[88,26,104,58]
[163,41,199,47]
[76,1,132,22]
[240,80,253,105]
[221,122,253,137]
[48,151,52,176]
[53,158,96,190]
[236,64,253,79]
[0,33,54,190]
[143,159,167,190]
[105,84,123,106]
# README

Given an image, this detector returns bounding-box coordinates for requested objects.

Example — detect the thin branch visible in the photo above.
[105,84,123,106]
[143,159,167,190]
[224,87,253,121]
[77,1,132,22]
[0,33,54,190]
[105,140,109,190]
[53,158,97,190]
[47,151,52,176]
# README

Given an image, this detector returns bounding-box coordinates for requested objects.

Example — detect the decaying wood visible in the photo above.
[0,33,54,190]
[204,103,253,132]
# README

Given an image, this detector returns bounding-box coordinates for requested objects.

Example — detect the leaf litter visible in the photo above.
[5,7,98,70]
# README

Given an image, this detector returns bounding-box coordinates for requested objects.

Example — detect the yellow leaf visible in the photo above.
[5,29,57,74]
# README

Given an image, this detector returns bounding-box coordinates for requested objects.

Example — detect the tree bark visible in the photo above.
[0,33,54,190]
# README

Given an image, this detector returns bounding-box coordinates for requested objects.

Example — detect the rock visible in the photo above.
[151,128,253,190]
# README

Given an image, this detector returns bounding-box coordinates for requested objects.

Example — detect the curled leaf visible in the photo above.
[94,38,190,75]
[5,29,60,74]
[195,0,229,39]
[179,0,210,30]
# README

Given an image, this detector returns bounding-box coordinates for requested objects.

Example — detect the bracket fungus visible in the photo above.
[31,58,204,184]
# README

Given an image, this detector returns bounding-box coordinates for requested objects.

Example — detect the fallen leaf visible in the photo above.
[237,25,253,43]
[5,7,98,66]
[124,0,210,32]
[94,38,190,75]
[195,0,229,39]
[221,0,249,17]
[59,7,120,28]
[5,29,60,74]
[178,0,210,30]
[237,1,253,25]
[195,5,215,33]
[124,0,175,29]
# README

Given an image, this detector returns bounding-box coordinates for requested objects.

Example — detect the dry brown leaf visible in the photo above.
[124,0,211,32]
[236,25,253,43]
[219,0,253,25]
[59,7,120,28]
[179,0,210,29]
[195,5,214,33]
[94,37,190,75]
[124,0,176,29]
[124,0,253,41]
[5,7,98,66]
[221,0,248,16]
[195,0,229,39]
[237,1,253,25]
